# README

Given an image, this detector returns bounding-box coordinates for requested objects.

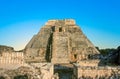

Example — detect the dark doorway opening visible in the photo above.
[54,64,73,79]
[0,76,5,79]
[14,75,28,79]
[59,27,62,32]
[74,54,77,59]
[52,26,55,32]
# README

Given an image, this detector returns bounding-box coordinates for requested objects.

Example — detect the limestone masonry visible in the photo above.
[0,19,120,79]
[24,19,99,63]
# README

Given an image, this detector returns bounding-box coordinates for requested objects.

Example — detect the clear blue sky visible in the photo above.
[0,0,120,50]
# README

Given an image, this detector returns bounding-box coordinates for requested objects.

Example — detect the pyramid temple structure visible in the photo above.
[0,19,120,79]
[24,19,99,63]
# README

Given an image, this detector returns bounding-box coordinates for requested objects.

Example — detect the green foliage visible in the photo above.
[99,48,115,56]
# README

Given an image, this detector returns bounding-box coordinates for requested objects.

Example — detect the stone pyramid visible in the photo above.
[24,19,99,63]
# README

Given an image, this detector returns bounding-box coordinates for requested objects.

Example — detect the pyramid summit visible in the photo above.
[45,19,76,26]
[24,19,99,63]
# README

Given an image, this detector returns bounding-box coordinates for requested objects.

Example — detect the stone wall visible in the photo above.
[74,66,120,79]
[77,60,100,67]
[0,52,24,69]
[65,19,76,25]
[45,19,76,26]
[0,52,24,64]
[0,63,56,79]
[29,63,55,79]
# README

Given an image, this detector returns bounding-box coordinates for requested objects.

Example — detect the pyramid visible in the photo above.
[24,19,99,63]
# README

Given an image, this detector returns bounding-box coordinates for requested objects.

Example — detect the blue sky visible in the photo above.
[0,0,120,50]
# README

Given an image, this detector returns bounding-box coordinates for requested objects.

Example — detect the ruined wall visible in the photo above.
[0,63,56,79]
[74,66,120,79]
[77,60,100,67]
[29,63,55,79]
[0,52,24,69]
[0,52,24,64]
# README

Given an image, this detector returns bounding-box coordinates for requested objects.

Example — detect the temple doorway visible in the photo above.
[54,64,73,79]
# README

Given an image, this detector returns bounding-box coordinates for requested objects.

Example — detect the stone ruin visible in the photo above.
[0,19,120,79]
[24,19,99,63]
